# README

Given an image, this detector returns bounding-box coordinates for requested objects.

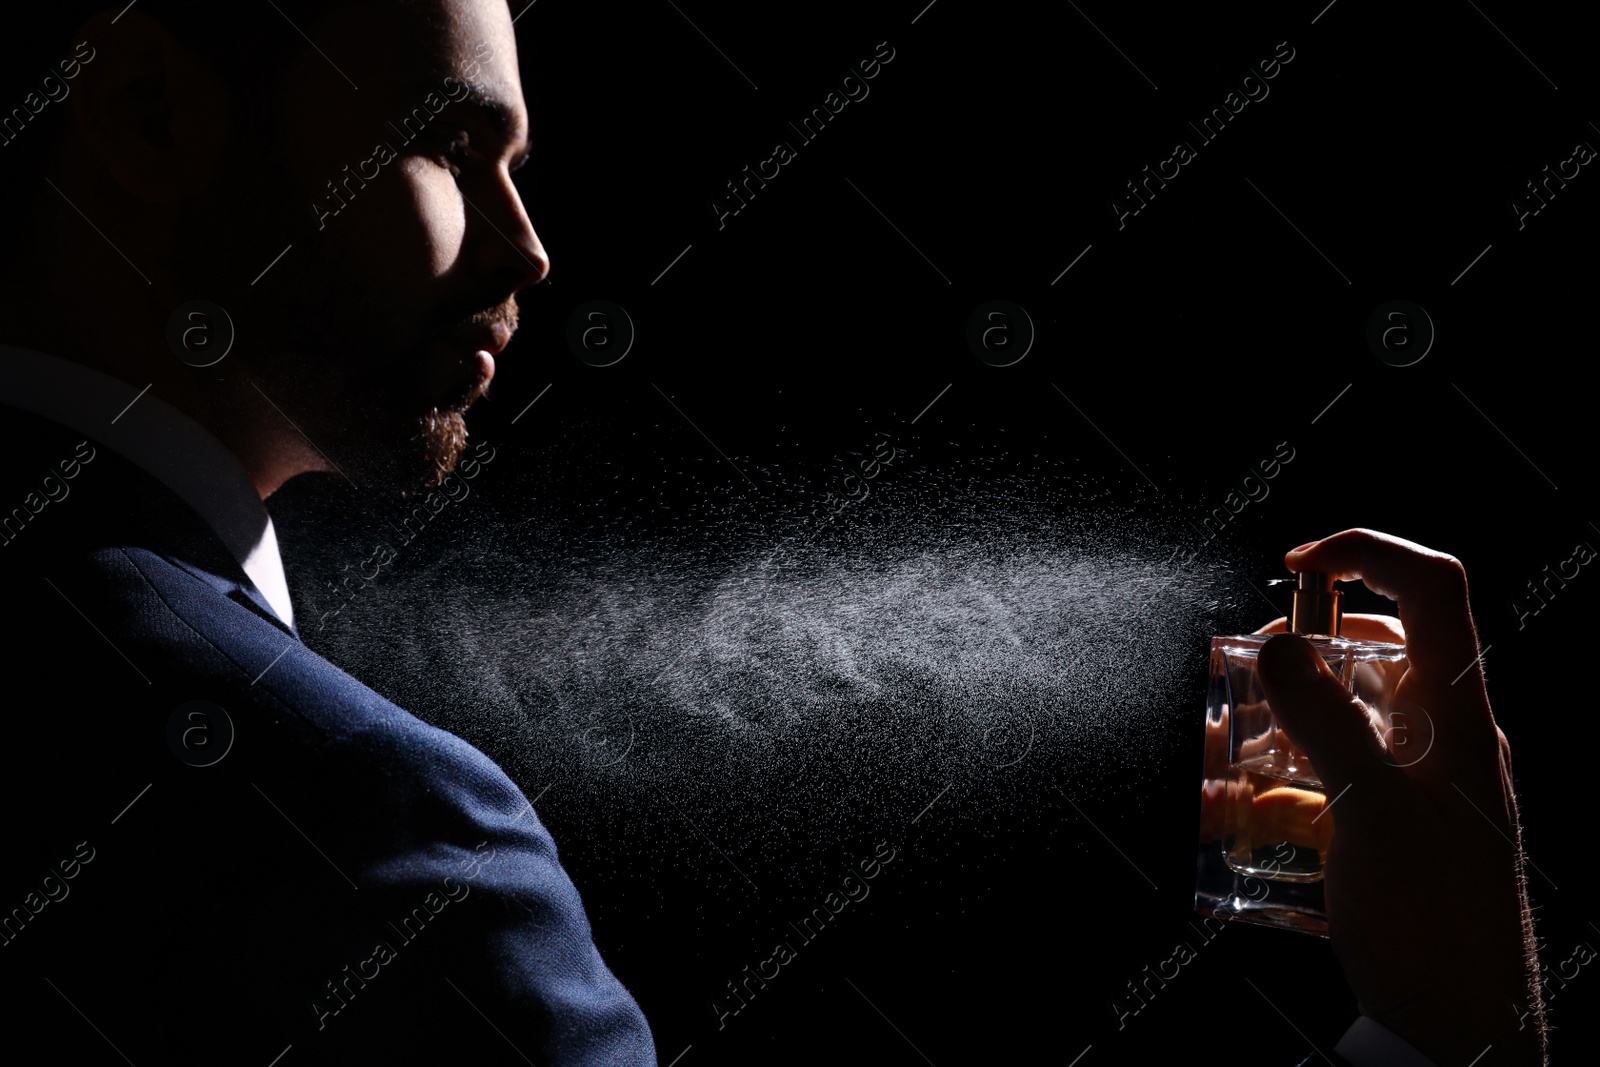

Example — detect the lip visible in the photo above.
[446,322,512,357]
[433,323,509,401]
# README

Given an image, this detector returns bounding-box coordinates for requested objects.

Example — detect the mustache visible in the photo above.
[439,296,520,336]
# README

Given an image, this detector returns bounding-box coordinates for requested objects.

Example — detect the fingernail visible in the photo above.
[1289,541,1319,555]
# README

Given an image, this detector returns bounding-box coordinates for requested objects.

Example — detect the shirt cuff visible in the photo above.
[1334,1015,1440,1067]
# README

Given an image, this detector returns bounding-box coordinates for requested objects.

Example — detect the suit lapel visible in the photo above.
[165,552,300,640]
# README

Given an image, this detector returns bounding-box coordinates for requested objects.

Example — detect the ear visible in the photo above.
[66,9,230,202]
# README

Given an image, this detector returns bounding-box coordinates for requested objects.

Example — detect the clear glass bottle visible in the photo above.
[1195,572,1407,936]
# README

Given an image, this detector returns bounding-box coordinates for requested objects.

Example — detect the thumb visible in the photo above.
[1257,633,1388,792]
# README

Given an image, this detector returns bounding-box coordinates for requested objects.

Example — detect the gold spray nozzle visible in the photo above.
[1288,571,1342,637]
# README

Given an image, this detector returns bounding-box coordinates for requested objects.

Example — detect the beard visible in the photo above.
[256,340,489,494]
[319,367,489,494]
[170,138,507,496]
[237,270,494,496]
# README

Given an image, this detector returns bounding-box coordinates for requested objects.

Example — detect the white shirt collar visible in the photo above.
[0,344,295,630]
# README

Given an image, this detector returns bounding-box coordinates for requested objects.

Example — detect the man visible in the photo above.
[0,2,653,1063]
[0,5,1547,1067]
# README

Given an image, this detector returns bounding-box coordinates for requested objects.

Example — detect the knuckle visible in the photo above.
[1429,552,1469,591]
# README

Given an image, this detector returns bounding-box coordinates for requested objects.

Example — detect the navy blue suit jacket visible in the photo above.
[0,409,655,1064]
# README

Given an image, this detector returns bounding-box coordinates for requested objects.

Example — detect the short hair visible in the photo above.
[0,2,365,252]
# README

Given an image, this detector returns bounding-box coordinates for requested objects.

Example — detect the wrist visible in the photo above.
[1371,990,1546,1067]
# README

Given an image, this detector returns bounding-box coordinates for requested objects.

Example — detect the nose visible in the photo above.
[478,168,550,296]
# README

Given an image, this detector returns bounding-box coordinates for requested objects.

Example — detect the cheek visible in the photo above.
[397,159,468,275]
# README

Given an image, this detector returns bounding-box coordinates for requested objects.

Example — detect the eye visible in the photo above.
[424,128,472,177]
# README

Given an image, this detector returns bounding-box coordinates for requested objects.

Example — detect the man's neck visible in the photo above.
[0,302,316,501]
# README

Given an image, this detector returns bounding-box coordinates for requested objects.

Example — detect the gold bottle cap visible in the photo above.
[1289,571,1342,637]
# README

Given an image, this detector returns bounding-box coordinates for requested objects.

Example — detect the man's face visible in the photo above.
[184,0,547,493]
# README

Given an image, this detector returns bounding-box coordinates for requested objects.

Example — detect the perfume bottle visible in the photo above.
[1195,571,1407,936]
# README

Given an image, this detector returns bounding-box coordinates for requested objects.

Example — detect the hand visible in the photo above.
[1199,618,1398,853]
[1256,529,1545,1065]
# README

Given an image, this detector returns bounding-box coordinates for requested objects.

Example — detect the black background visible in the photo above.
[268,1,1598,1063]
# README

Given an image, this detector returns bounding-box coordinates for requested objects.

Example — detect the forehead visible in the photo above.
[297,0,523,114]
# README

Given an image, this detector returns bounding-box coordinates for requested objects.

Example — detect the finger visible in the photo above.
[1340,613,1405,644]
[1200,778,1252,844]
[1251,786,1335,853]
[1340,616,1411,701]
[1204,705,1230,769]
[1235,719,1276,762]
[1255,614,1401,642]
[1286,529,1479,683]
[1257,633,1390,791]
[1199,780,1225,842]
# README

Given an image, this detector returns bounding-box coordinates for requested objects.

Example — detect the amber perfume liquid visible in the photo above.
[1196,632,1406,935]
[1225,757,1328,881]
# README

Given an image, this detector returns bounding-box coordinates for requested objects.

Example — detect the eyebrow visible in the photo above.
[404,79,534,173]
